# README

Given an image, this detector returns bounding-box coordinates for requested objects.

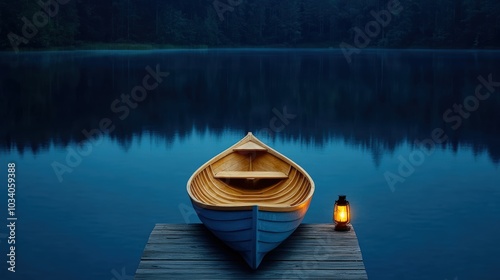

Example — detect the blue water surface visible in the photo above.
[0,49,499,280]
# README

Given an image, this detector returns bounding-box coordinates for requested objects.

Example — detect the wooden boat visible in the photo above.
[187,132,315,269]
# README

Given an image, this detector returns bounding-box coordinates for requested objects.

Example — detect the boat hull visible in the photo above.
[191,199,311,269]
[187,132,315,269]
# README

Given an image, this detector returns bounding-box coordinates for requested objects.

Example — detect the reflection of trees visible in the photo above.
[1,51,499,165]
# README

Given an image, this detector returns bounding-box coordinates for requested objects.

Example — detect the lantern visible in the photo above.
[333,195,351,231]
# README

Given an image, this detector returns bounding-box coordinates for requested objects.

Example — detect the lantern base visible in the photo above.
[334,224,351,231]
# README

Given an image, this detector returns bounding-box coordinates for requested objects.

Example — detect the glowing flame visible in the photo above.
[334,205,349,223]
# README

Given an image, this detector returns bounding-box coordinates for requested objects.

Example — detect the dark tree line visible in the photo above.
[1,0,500,50]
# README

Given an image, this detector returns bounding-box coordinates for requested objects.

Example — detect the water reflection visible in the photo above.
[1,50,499,165]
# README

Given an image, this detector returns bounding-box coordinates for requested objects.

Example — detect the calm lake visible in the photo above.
[1,49,499,280]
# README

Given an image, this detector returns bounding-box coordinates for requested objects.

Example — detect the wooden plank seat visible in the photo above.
[233,141,267,152]
[214,171,288,179]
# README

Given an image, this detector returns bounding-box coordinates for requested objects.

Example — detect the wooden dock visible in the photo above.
[135,224,368,280]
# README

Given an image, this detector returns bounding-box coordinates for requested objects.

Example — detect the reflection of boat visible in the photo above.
[187,132,315,269]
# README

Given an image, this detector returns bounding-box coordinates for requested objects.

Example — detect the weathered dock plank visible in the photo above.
[135,224,368,280]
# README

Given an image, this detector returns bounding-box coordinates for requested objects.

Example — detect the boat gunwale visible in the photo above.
[187,132,315,212]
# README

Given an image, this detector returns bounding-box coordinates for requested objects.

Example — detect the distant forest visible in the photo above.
[1,0,500,50]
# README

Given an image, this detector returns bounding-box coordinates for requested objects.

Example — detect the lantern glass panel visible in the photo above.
[337,205,347,222]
